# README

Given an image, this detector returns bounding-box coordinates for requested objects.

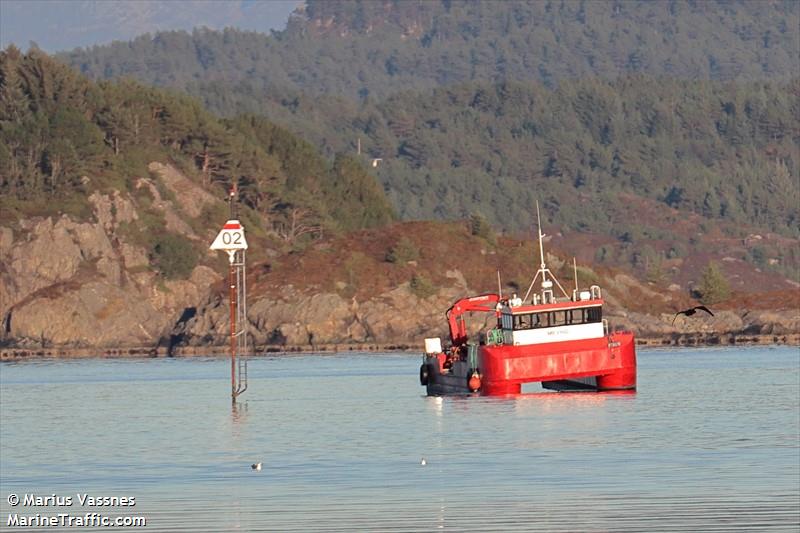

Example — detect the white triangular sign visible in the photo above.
[210,219,248,251]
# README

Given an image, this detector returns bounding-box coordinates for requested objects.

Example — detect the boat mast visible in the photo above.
[536,201,548,285]
[523,202,570,304]
[573,257,579,298]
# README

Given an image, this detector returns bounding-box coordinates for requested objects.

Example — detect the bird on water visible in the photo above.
[251,462,262,471]
[672,305,714,325]
[420,458,427,466]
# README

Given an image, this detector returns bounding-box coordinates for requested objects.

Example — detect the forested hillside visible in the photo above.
[63,0,798,100]
[241,77,800,238]
[53,0,800,281]
[0,47,394,238]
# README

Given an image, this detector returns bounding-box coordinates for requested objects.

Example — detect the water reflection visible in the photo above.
[426,395,445,416]
[426,388,635,418]
[231,400,248,426]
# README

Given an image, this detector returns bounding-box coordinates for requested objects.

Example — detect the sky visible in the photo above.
[0,0,302,52]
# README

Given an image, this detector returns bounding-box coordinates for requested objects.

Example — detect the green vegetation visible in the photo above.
[62,1,798,102]
[697,262,732,305]
[4,2,799,283]
[282,78,799,240]
[149,232,198,279]
[386,237,419,264]
[224,115,396,233]
[54,3,799,248]
[469,213,495,245]
[0,48,395,238]
[47,1,800,278]
[560,265,601,288]
[410,274,436,300]
[330,154,396,230]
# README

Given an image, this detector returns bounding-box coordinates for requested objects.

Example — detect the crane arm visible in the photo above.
[446,293,501,347]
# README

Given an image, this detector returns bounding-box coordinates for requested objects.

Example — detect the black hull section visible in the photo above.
[422,359,472,396]
[541,376,599,392]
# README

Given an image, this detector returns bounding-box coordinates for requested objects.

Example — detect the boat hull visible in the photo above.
[422,332,636,396]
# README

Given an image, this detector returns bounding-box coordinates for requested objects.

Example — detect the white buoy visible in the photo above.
[420,458,427,466]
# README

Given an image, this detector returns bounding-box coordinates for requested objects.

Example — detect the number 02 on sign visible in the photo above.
[210,219,248,262]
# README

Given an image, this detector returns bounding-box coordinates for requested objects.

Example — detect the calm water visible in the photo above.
[1,346,798,532]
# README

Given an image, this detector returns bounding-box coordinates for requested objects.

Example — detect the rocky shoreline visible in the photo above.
[3,176,798,363]
[1,332,797,361]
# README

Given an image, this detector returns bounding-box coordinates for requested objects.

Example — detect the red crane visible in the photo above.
[446,293,501,346]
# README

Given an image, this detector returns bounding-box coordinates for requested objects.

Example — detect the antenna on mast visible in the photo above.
[496,270,503,315]
[523,201,570,304]
[536,201,546,272]
[573,257,579,300]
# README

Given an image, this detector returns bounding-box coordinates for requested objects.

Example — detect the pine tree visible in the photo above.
[697,262,731,305]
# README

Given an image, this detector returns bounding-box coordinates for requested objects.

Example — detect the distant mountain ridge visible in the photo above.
[0,0,301,52]
[63,0,799,100]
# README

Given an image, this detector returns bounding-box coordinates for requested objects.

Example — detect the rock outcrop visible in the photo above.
[170,282,467,351]
[1,165,222,349]
[169,266,799,353]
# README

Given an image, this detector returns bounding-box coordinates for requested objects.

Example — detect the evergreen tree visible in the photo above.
[697,262,731,305]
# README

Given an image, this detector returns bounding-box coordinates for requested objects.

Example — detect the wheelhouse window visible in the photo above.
[509,307,602,331]
[586,307,602,323]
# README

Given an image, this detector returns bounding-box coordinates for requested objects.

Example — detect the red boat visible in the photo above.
[420,210,637,396]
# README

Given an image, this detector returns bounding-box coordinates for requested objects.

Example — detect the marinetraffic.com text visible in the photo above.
[6,493,146,528]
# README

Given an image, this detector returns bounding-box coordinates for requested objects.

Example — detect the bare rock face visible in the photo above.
[89,190,138,232]
[176,289,368,348]
[668,310,744,333]
[1,174,223,348]
[146,266,221,314]
[0,227,13,255]
[165,260,800,353]
[170,272,476,351]
[742,310,800,335]
[9,281,163,346]
[2,217,85,321]
[120,242,149,269]
[148,162,216,219]
[133,176,199,239]
[609,309,746,337]
[357,283,459,342]
[8,264,221,348]
[271,293,358,345]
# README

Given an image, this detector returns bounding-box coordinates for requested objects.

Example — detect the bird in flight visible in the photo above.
[672,305,714,324]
